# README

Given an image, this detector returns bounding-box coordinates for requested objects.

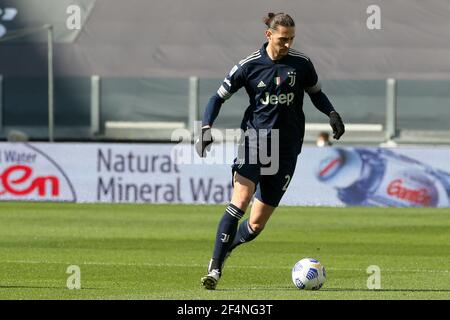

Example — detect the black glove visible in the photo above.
[329,111,345,140]
[195,127,213,158]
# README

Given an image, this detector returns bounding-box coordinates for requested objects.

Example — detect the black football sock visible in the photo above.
[229,219,261,252]
[209,203,245,272]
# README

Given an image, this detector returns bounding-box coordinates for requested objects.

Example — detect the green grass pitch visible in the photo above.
[0,203,449,300]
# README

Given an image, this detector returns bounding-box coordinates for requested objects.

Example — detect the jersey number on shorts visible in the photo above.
[282,175,291,191]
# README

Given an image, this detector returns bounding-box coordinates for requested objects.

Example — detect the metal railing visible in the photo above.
[1,71,450,145]
[89,76,400,144]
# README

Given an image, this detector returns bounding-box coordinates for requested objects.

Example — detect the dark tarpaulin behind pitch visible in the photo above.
[0,0,450,138]
[1,0,450,79]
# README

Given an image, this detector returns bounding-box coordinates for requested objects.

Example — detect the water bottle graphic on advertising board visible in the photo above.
[316,147,450,207]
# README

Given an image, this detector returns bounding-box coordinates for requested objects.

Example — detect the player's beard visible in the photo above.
[278,47,288,57]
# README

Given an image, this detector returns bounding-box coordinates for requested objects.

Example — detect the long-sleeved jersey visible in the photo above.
[203,42,335,155]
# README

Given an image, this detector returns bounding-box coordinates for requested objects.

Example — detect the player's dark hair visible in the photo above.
[263,12,295,30]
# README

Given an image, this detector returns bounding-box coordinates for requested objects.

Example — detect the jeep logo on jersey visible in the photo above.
[0,143,77,202]
[260,92,295,106]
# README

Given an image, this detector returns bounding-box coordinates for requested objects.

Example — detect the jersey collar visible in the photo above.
[261,42,288,64]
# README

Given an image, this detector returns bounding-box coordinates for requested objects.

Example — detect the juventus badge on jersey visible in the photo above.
[288,71,296,87]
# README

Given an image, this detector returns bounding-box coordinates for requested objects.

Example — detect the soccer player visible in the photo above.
[196,12,345,290]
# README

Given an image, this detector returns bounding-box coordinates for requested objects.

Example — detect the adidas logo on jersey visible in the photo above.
[257,81,266,88]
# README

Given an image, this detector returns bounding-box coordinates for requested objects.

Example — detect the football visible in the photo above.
[291,258,326,290]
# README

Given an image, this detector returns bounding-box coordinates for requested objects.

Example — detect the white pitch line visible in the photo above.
[4,260,450,274]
